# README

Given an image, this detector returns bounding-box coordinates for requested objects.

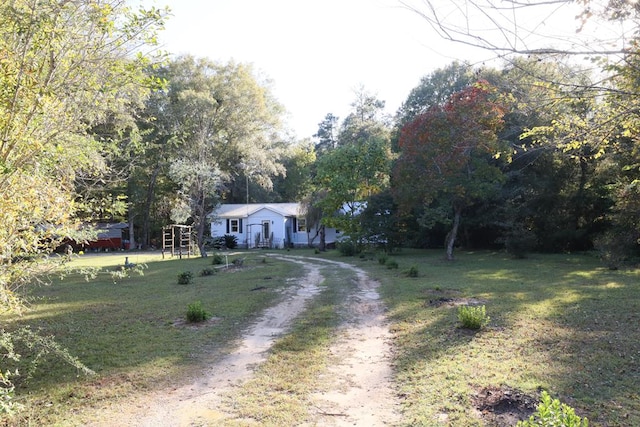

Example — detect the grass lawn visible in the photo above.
[2,248,639,426]
[2,251,306,425]
[344,249,640,426]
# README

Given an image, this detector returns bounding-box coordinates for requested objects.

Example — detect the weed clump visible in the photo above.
[517,391,588,426]
[177,271,194,285]
[186,301,210,323]
[200,268,215,277]
[386,259,399,269]
[406,265,419,277]
[458,304,489,330]
[211,253,224,265]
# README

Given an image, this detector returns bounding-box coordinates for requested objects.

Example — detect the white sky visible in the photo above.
[138,0,615,139]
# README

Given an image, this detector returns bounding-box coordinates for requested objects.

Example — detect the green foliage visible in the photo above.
[457,304,490,330]
[186,301,210,323]
[211,253,224,265]
[0,0,167,312]
[385,259,399,269]
[378,254,388,265]
[517,391,588,427]
[504,224,538,259]
[406,265,419,277]
[223,234,238,249]
[0,327,93,415]
[200,268,215,276]
[337,239,358,256]
[394,82,506,260]
[177,271,194,285]
[109,263,147,284]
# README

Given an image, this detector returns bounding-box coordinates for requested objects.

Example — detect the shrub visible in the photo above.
[337,239,358,256]
[457,304,489,330]
[504,224,537,259]
[211,253,224,265]
[378,254,388,265]
[406,265,419,277]
[223,234,238,249]
[186,301,210,323]
[517,391,588,427]
[200,268,215,276]
[177,271,194,285]
[593,230,638,270]
[385,259,399,269]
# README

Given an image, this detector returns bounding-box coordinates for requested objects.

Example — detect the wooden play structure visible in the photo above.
[162,225,195,258]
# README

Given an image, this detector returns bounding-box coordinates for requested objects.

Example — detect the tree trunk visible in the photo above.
[319,225,326,252]
[445,206,462,261]
[128,213,136,251]
[141,166,160,249]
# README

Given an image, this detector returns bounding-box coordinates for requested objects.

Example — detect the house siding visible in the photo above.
[210,203,342,249]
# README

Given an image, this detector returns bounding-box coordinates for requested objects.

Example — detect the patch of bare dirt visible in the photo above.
[472,385,538,426]
[423,287,487,307]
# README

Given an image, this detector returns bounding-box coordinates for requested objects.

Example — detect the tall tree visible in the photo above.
[153,56,286,255]
[313,113,339,156]
[313,90,392,242]
[394,81,506,260]
[0,0,167,311]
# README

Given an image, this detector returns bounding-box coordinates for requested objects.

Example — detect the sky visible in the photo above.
[138,0,612,139]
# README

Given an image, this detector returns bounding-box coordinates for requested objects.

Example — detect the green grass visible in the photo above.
[225,265,355,426]
[2,251,304,425]
[347,249,640,426]
[3,249,640,426]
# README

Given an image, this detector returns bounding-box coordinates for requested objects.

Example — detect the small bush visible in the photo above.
[504,224,537,259]
[337,239,358,256]
[177,271,194,285]
[517,391,588,427]
[378,254,388,265]
[406,265,419,277]
[457,304,489,330]
[186,301,210,323]
[211,253,224,265]
[223,234,238,249]
[386,259,399,269]
[200,268,215,276]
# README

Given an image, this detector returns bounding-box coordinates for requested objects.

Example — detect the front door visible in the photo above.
[262,220,270,245]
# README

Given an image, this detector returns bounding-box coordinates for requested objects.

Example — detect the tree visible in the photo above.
[152,56,286,255]
[315,137,391,237]
[393,81,506,260]
[0,0,167,312]
[401,0,635,57]
[395,61,478,129]
[0,0,167,413]
[271,140,316,202]
[312,90,392,244]
[313,113,339,156]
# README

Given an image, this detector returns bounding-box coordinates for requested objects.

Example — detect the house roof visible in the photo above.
[211,203,302,218]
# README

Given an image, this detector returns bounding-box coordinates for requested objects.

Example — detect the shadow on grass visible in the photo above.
[374,250,640,425]
[4,253,306,404]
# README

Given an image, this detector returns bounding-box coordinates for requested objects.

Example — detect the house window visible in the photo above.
[297,218,307,233]
[230,219,240,233]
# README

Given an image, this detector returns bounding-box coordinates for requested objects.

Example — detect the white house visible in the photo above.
[209,203,342,249]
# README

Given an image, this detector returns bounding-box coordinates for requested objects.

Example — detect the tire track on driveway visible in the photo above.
[91,258,323,427]
[277,256,402,426]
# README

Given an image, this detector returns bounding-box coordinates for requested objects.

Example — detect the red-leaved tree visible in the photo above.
[393,81,506,260]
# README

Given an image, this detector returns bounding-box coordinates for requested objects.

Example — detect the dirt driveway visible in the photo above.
[90,255,401,426]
